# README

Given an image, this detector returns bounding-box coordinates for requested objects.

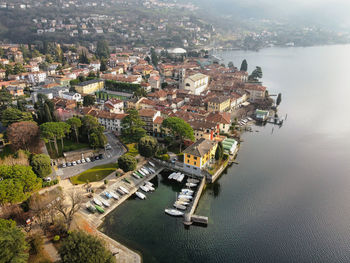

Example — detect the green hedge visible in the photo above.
[105,79,141,94]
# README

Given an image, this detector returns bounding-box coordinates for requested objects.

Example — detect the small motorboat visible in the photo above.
[140,185,149,192]
[175,200,190,206]
[133,173,141,179]
[138,170,146,177]
[94,205,104,213]
[177,173,185,182]
[86,204,96,213]
[141,168,149,175]
[93,198,102,206]
[173,203,187,210]
[101,199,110,207]
[181,189,194,194]
[168,172,175,179]
[181,191,193,196]
[178,194,193,200]
[119,186,129,194]
[148,161,155,167]
[109,191,119,200]
[104,192,112,199]
[187,179,200,184]
[135,191,146,200]
[165,209,184,217]
[116,188,125,195]
[186,183,197,188]
[136,171,144,178]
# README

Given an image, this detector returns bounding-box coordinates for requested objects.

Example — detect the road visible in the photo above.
[55,132,126,180]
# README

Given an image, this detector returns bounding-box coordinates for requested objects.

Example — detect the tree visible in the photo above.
[162,117,195,152]
[276,93,282,106]
[40,122,60,155]
[100,59,107,72]
[240,59,248,72]
[138,136,158,157]
[83,95,96,107]
[53,191,83,231]
[96,40,110,59]
[67,117,82,143]
[0,165,42,204]
[118,154,137,172]
[228,61,234,68]
[57,122,71,150]
[7,121,40,152]
[150,48,158,67]
[59,230,115,263]
[0,89,12,108]
[215,142,224,161]
[121,109,146,142]
[31,154,52,178]
[0,219,29,263]
[79,51,90,64]
[249,66,263,81]
[1,107,33,126]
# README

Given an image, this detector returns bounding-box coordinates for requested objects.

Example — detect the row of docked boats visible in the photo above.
[168,172,185,182]
[165,178,201,217]
[132,162,156,180]
[238,117,253,126]
[135,181,155,200]
[86,185,131,214]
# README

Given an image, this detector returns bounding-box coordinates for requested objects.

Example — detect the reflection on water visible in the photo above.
[102,45,350,263]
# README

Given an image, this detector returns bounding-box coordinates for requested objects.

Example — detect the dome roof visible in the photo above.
[167,48,187,54]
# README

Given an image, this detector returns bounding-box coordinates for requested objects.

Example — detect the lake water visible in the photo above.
[102,45,350,263]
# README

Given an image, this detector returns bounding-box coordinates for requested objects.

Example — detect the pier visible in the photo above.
[183,177,207,226]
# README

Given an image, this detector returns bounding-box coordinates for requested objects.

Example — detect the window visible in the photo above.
[187,160,190,163]
[194,162,196,165]
[194,157,197,160]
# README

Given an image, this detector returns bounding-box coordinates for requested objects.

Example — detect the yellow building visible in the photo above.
[207,96,231,112]
[74,79,104,94]
[183,138,218,175]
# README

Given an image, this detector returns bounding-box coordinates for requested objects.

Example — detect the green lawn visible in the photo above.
[70,163,118,185]
[46,139,90,159]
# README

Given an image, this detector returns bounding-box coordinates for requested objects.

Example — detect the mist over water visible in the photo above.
[102,45,350,263]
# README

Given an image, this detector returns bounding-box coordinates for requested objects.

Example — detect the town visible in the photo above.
[0,41,278,263]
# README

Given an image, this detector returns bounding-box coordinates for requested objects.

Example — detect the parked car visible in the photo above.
[72,161,77,166]
[43,177,51,182]
[95,156,100,160]
[62,163,66,168]
[77,160,81,164]
[81,159,86,163]
[86,157,91,162]
[67,162,72,167]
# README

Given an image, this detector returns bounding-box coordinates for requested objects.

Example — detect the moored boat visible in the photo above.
[86,204,97,213]
[93,198,102,206]
[101,199,110,207]
[95,205,105,213]
[140,185,149,192]
[135,191,146,200]
[165,208,184,216]
[119,186,129,194]
[109,191,119,200]
[173,203,187,210]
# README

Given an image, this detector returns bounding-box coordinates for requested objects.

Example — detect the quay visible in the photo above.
[184,177,207,226]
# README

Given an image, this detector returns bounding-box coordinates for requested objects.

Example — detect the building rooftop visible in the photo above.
[183,138,217,158]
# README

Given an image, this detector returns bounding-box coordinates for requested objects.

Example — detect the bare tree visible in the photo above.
[53,191,83,231]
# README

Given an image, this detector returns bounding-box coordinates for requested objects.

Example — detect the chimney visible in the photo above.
[210,130,214,141]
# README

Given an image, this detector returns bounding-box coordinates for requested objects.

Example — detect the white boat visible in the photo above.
[177,173,185,182]
[186,183,197,188]
[141,168,149,175]
[109,191,119,200]
[132,173,140,179]
[173,203,187,210]
[181,191,193,196]
[181,189,194,194]
[175,200,190,206]
[144,167,153,173]
[247,117,253,121]
[140,185,149,192]
[173,172,180,180]
[168,172,175,179]
[139,170,146,176]
[119,186,129,194]
[101,199,110,207]
[145,181,154,187]
[187,179,200,184]
[135,191,146,200]
[148,161,155,167]
[178,194,193,200]
[93,198,102,206]
[165,208,184,217]
[148,167,155,173]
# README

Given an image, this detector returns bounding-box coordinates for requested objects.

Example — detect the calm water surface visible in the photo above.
[102,45,350,263]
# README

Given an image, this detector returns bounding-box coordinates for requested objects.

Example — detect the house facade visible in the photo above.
[75,79,104,94]
[184,73,209,95]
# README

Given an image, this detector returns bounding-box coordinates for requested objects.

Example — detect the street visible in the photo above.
[55,132,126,180]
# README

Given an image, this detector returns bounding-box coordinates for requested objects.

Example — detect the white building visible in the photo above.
[245,84,267,102]
[97,111,127,135]
[104,98,124,113]
[61,92,82,102]
[28,71,47,84]
[184,73,209,95]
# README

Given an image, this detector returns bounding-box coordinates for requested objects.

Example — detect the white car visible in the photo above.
[62,163,66,168]
[72,161,77,166]
[81,159,86,163]
[86,157,91,162]
[77,160,81,164]
[44,177,51,182]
